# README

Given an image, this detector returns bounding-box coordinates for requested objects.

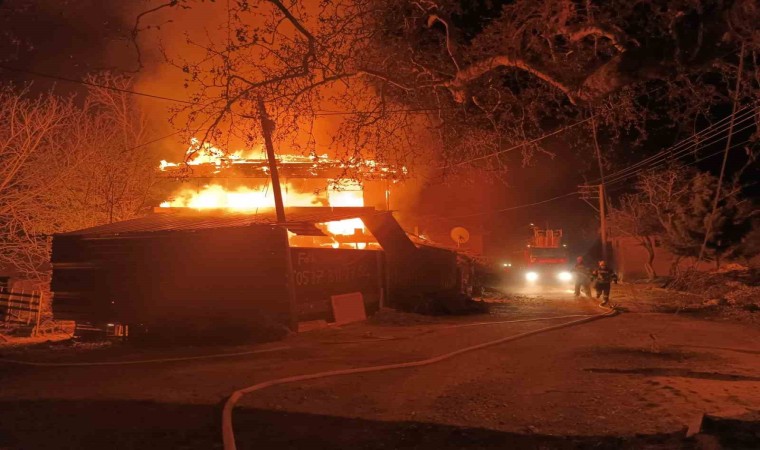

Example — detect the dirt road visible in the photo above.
[0,288,758,449]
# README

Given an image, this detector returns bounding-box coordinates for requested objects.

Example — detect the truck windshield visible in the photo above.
[530,248,567,259]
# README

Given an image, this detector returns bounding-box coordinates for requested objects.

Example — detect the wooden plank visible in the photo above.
[0,291,42,299]
[1,306,39,313]
[1,319,30,325]
[330,292,366,325]
[0,300,40,308]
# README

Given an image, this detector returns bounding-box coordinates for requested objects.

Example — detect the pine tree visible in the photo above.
[654,171,753,267]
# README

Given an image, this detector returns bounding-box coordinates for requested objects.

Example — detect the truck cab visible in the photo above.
[521,229,572,285]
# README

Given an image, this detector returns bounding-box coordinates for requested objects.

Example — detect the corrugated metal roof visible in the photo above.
[60,207,379,237]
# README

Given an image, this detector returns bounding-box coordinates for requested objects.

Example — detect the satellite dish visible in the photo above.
[450,227,470,246]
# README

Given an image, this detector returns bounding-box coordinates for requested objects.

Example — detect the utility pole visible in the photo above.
[258,100,286,223]
[258,99,298,331]
[578,183,608,261]
[590,116,609,262]
[598,183,608,261]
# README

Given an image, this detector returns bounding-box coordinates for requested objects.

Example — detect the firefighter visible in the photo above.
[591,260,618,306]
[572,256,592,298]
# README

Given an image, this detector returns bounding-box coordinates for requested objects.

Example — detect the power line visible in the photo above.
[643,120,757,173]
[126,130,183,151]
[593,105,758,187]
[604,116,758,187]
[313,106,462,116]
[588,104,757,185]
[437,117,595,170]
[682,138,755,168]
[604,136,756,196]
[425,110,756,225]
[436,191,579,221]
[421,104,755,225]
[0,65,194,105]
[593,104,757,184]
[433,85,673,171]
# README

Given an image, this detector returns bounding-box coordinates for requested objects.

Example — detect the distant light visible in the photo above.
[557,271,572,282]
[503,263,512,267]
[525,271,539,282]
[562,244,567,247]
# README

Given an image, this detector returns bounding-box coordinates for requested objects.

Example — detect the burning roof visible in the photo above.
[159,139,405,180]
[153,140,403,244]
[61,207,380,237]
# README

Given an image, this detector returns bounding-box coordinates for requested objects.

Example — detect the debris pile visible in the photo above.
[668,266,760,314]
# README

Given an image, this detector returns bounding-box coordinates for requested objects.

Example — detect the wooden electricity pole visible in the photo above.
[598,183,608,261]
[257,99,298,331]
[591,116,609,262]
[258,100,287,224]
[578,183,608,262]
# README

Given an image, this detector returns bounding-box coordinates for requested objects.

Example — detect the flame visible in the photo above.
[160,180,367,238]
[160,183,324,210]
[158,140,385,243]
[325,180,364,236]
[158,138,405,178]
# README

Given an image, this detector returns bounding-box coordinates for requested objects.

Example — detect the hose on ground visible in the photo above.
[317,313,596,344]
[222,305,618,450]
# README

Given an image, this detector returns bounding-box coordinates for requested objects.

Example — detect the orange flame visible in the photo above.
[160,180,366,238]
[325,180,364,236]
[160,183,323,210]
[158,140,377,242]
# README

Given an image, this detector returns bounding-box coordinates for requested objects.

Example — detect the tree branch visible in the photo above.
[443,55,577,104]
[564,24,629,52]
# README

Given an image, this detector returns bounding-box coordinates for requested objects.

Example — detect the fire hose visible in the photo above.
[221,304,618,450]
[317,313,598,344]
[0,306,618,449]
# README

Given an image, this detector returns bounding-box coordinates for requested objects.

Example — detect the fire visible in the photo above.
[160,180,367,239]
[157,139,388,244]
[326,180,364,236]
[158,138,406,178]
[160,183,324,210]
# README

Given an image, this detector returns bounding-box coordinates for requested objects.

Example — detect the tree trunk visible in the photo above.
[643,237,657,280]
[669,255,683,277]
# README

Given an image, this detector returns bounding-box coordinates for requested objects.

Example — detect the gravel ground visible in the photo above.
[0,288,758,449]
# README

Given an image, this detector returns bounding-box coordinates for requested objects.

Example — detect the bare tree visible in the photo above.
[0,87,79,281]
[57,73,156,226]
[635,165,756,271]
[0,75,157,284]
[608,193,661,279]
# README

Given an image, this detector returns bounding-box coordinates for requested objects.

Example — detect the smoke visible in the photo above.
[127,1,348,160]
[124,1,451,233]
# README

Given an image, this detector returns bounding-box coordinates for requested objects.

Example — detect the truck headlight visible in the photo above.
[525,271,539,282]
[557,271,572,282]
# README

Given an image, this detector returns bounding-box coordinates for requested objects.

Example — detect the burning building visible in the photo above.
[158,140,403,217]
[49,142,470,339]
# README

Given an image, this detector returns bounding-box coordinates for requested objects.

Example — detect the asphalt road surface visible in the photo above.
[1,288,759,449]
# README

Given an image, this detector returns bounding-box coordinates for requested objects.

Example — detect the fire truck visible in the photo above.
[521,228,572,285]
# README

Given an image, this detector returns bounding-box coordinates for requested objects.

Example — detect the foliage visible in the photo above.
[634,166,755,266]
[0,75,157,283]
